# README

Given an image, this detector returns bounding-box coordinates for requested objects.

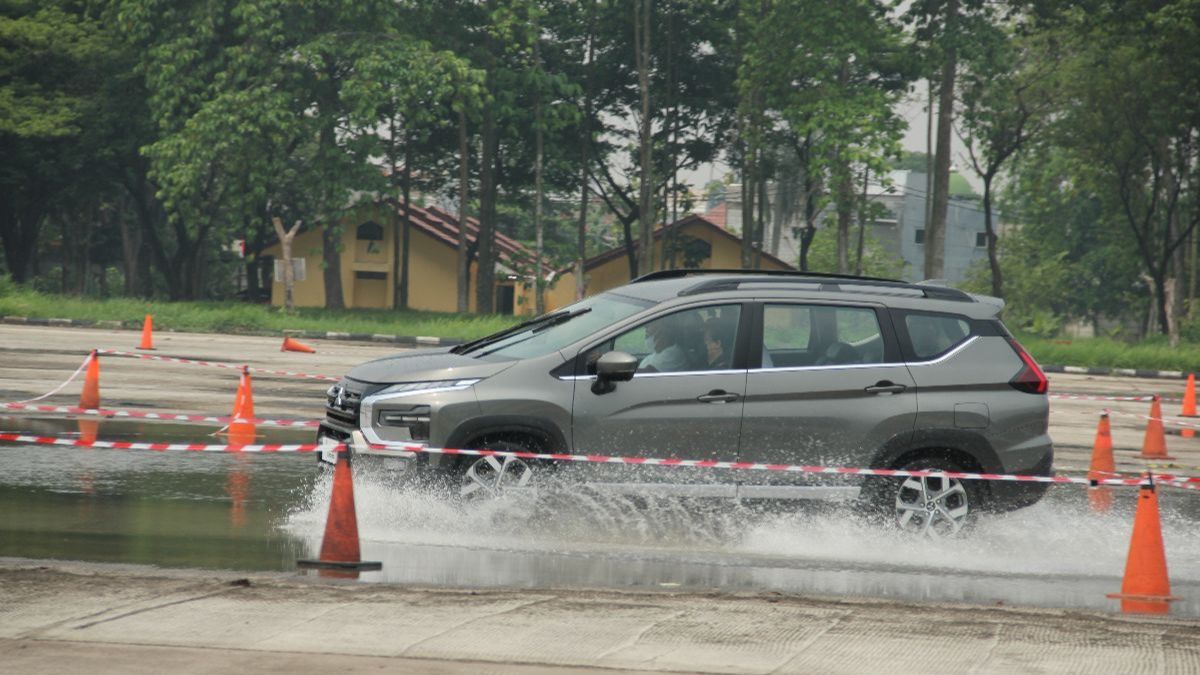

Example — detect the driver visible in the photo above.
[639,318,688,372]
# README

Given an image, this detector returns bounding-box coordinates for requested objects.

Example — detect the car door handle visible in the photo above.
[698,390,740,403]
[865,381,907,395]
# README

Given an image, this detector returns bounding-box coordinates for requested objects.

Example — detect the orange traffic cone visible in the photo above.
[228,366,256,445]
[297,434,381,575]
[137,314,156,350]
[1088,412,1116,513]
[80,350,100,410]
[1141,396,1174,460]
[1107,475,1179,614]
[1181,374,1196,439]
[281,336,316,353]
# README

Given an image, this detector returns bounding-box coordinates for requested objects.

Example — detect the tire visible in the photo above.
[861,456,983,538]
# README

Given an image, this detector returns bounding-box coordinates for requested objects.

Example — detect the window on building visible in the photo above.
[914,228,925,244]
[356,221,384,241]
[354,271,387,280]
[273,258,306,282]
[976,232,988,248]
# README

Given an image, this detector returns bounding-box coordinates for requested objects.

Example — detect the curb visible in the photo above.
[1041,364,1190,381]
[2,315,464,347]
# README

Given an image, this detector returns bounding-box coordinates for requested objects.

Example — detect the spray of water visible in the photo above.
[284,467,1200,584]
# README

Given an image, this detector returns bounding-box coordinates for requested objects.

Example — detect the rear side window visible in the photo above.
[761,304,885,367]
[904,313,971,360]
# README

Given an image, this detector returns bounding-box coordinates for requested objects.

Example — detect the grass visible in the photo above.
[0,285,519,340]
[1019,334,1200,373]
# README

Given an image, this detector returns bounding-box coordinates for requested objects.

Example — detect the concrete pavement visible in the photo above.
[2,561,1198,674]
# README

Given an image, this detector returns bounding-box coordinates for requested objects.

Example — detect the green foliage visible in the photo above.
[805,229,906,279]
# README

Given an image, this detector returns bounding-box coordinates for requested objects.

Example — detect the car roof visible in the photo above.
[609,269,1004,320]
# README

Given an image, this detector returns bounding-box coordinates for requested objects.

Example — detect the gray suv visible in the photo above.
[320,270,1052,537]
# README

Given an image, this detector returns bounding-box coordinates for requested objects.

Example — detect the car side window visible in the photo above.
[904,313,971,359]
[586,305,741,374]
[761,304,884,368]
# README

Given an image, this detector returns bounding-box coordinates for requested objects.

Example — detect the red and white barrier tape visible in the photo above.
[1050,392,1158,403]
[1103,408,1200,431]
[0,432,318,453]
[6,432,1195,490]
[1,402,320,428]
[6,353,93,405]
[97,349,339,382]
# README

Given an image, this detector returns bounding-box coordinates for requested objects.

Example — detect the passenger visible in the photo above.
[704,318,735,369]
[639,319,689,372]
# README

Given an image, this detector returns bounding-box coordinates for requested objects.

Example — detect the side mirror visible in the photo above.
[592,350,638,394]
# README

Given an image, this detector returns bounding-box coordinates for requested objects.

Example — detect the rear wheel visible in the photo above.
[864,456,983,538]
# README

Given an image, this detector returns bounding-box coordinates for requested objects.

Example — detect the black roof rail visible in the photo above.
[632,268,901,284]
[629,268,974,302]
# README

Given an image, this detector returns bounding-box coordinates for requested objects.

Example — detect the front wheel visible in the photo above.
[863,458,982,538]
[455,439,538,500]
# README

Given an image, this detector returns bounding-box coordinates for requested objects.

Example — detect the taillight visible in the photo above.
[1006,338,1048,394]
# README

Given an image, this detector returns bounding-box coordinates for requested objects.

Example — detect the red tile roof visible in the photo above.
[565,214,795,273]
[387,200,547,274]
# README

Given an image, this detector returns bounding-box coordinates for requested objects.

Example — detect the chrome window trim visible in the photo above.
[557,367,748,382]
[557,335,980,380]
[749,335,980,373]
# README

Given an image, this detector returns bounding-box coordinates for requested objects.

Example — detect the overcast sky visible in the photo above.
[679,80,983,193]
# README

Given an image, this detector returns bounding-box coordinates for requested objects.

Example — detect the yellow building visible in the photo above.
[264,201,543,314]
[539,215,795,312]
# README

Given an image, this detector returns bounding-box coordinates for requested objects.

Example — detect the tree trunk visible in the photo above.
[533,38,545,315]
[741,168,755,268]
[982,175,1003,297]
[321,224,344,309]
[835,162,853,274]
[855,167,868,276]
[576,0,596,300]
[0,196,44,284]
[925,0,958,280]
[399,141,412,310]
[272,217,302,312]
[635,0,655,276]
[475,103,499,314]
[457,109,471,313]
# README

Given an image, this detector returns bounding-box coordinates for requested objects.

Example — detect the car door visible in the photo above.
[738,302,917,474]
[570,303,748,461]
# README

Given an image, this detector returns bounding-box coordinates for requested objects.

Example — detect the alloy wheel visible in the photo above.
[460,454,534,498]
[893,473,971,538]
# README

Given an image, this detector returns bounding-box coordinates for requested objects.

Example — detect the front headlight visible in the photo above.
[377,379,481,397]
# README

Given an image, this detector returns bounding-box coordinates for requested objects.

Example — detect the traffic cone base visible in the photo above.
[297,433,381,573]
[282,336,316,353]
[137,314,155,350]
[1140,396,1174,460]
[1108,479,1179,615]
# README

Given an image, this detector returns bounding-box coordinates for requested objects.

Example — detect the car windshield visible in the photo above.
[473,293,652,359]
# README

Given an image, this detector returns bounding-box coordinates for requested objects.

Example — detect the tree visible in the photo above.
[740,0,911,272]
[1052,1,1200,340]
[0,2,128,284]
[957,24,1056,298]
[903,0,991,280]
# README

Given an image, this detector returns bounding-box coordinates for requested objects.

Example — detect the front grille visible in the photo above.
[324,380,384,430]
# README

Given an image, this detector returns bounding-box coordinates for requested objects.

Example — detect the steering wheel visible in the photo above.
[816,341,860,366]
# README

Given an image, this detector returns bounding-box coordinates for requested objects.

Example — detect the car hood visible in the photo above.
[343,347,514,385]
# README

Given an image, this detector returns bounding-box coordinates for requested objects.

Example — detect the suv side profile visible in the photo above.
[320,270,1052,537]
